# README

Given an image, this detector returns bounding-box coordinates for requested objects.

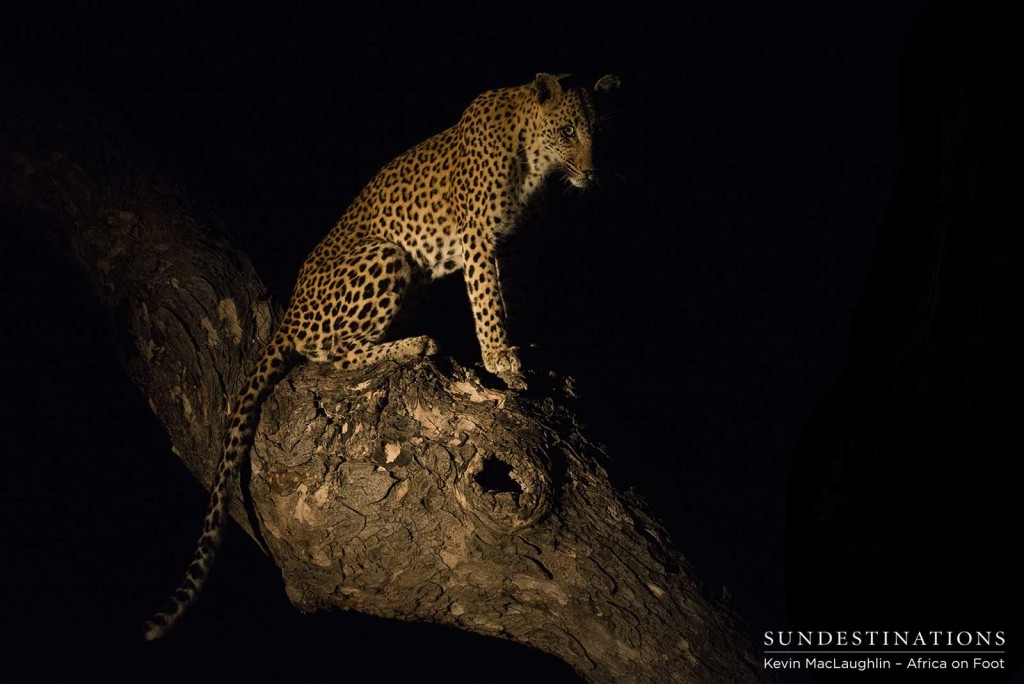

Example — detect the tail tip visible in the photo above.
[142,619,166,642]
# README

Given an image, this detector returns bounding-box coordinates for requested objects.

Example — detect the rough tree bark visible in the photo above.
[1,116,768,684]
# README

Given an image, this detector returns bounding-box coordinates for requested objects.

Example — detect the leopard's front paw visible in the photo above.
[484,346,528,390]
[498,369,528,391]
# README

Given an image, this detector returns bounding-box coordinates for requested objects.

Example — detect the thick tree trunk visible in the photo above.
[1,116,768,684]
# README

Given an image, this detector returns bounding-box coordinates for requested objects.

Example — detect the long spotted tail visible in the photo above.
[143,331,294,640]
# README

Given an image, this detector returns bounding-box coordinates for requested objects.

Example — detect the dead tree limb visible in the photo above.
[1,116,767,684]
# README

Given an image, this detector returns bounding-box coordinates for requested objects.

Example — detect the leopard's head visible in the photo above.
[533,72,621,189]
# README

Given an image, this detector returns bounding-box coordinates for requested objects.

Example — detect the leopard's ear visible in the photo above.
[594,74,622,93]
[533,73,566,106]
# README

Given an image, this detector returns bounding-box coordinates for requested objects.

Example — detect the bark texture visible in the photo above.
[1,116,767,684]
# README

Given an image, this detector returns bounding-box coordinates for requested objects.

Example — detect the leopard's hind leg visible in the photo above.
[287,239,438,369]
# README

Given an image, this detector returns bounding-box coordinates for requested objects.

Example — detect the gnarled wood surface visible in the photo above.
[1,116,767,684]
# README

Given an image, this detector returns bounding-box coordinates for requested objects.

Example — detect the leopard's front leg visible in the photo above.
[461,229,527,390]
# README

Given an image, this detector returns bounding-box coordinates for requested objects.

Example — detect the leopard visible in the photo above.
[143,72,621,640]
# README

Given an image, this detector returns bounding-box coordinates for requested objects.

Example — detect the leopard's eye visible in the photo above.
[560,124,575,139]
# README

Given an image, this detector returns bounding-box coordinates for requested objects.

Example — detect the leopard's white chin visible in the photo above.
[567,172,593,189]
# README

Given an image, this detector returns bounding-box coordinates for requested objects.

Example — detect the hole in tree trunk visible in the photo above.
[474,457,522,494]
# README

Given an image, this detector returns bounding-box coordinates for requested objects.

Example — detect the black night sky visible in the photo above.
[1,2,1017,682]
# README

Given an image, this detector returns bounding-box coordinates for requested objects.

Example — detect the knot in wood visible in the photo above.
[455,446,553,533]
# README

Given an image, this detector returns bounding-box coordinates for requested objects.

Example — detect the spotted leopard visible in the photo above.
[143,72,620,639]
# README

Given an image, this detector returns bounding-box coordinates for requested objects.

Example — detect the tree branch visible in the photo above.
[1,115,768,684]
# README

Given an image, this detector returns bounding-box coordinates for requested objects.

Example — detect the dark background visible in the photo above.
[2,2,1014,682]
